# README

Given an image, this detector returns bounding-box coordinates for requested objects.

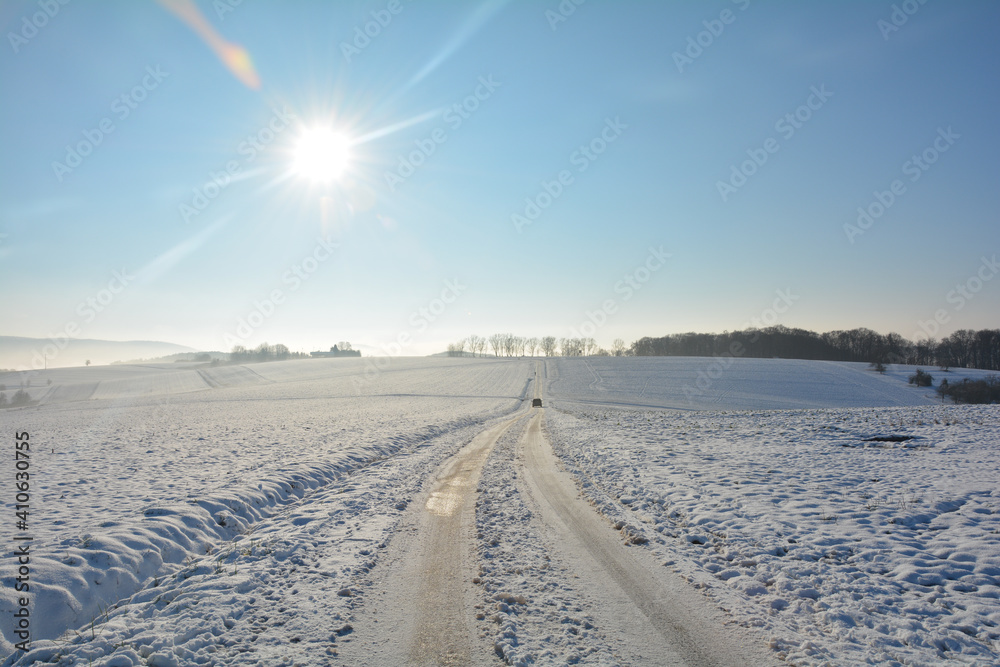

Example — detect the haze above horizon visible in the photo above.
[2,0,998,358]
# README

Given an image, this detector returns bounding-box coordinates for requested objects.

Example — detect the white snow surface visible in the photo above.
[544,356,996,411]
[1,357,531,663]
[475,416,624,666]
[2,356,998,665]
[542,359,1000,666]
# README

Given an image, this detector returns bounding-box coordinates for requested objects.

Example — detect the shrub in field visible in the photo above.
[10,389,32,406]
[937,376,1000,404]
[908,369,933,387]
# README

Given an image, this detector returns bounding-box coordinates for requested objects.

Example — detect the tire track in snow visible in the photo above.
[195,368,220,388]
[339,412,526,666]
[584,359,604,391]
[519,409,779,666]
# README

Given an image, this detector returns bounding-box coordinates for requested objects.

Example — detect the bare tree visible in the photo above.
[514,336,527,357]
[527,337,540,357]
[489,333,504,357]
[612,338,626,357]
[467,335,483,357]
[337,341,353,351]
[501,333,518,357]
[539,336,555,356]
[561,338,583,356]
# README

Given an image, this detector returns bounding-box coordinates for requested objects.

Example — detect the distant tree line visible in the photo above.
[444,327,999,372]
[229,343,309,364]
[174,352,213,363]
[447,335,629,358]
[630,326,1000,372]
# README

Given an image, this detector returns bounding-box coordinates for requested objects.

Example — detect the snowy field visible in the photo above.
[542,358,1000,665]
[1,356,998,665]
[0,357,532,662]
[544,356,998,412]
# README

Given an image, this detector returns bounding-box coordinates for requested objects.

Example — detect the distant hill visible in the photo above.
[112,351,228,365]
[0,336,196,370]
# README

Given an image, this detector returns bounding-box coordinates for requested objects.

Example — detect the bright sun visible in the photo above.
[293,128,352,182]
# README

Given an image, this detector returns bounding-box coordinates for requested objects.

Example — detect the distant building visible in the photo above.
[310,345,361,358]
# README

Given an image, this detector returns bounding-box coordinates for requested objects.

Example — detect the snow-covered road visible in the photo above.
[342,365,777,666]
[3,356,998,665]
[514,409,776,665]
[339,413,524,666]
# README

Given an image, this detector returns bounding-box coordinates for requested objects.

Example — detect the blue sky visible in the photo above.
[1,0,998,358]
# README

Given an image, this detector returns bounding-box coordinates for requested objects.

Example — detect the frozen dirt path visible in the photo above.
[519,410,779,666]
[339,412,526,666]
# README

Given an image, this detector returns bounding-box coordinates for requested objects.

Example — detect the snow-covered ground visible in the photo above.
[542,359,1000,666]
[2,356,998,665]
[544,356,995,411]
[475,416,623,666]
[0,357,531,662]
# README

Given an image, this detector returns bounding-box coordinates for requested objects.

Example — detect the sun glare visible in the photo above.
[293,127,352,182]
